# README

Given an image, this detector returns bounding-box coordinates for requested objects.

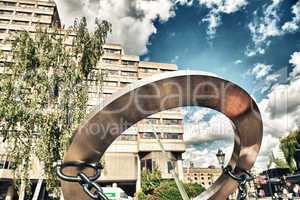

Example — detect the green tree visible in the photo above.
[0,17,111,197]
[150,180,205,200]
[280,129,300,171]
[138,167,205,200]
[141,166,162,194]
[267,153,290,170]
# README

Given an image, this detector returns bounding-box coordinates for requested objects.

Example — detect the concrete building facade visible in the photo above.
[0,0,185,198]
[90,43,185,195]
[183,164,222,189]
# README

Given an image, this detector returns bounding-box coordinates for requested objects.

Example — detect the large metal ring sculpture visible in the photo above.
[61,70,263,200]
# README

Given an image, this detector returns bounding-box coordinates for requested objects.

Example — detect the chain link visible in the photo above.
[54,160,108,200]
[223,166,254,200]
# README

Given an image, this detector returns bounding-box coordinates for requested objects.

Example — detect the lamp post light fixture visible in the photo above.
[216,149,226,168]
[216,148,255,200]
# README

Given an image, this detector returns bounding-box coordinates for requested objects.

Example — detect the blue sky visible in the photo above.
[56,0,300,170]
[142,1,299,100]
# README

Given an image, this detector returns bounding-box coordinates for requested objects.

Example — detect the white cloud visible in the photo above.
[234,59,242,64]
[198,0,247,13]
[253,51,300,169]
[175,0,194,6]
[55,0,176,55]
[183,144,233,168]
[250,63,272,79]
[184,52,300,171]
[289,52,300,78]
[266,73,280,82]
[254,134,280,169]
[198,0,248,38]
[184,110,234,144]
[282,1,300,33]
[187,108,211,122]
[171,55,180,63]
[202,11,221,37]
[246,1,282,56]
[247,1,300,57]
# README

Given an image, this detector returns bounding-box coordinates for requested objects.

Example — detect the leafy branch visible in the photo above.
[0,17,111,198]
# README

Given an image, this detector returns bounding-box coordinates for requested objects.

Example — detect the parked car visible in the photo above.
[102,187,133,200]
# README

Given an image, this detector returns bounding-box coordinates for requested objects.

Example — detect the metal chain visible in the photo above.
[223,166,254,200]
[54,160,109,200]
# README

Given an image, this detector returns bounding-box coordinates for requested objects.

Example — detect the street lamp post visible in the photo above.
[216,149,225,168]
[216,149,229,199]
[216,149,255,200]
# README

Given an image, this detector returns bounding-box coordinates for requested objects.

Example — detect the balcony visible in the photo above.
[138,71,160,79]
[0,5,16,12]
[138,124,183,133]
[107,139,138,153]
[138,138,185,152]
[99,62,138,72]
[0,43,12,51]
[121,54,139,62]
[102,86,119,94]
[0,23,35,32]
[0,168,14,179]
[0,14,13,21]
[102,53,121,60]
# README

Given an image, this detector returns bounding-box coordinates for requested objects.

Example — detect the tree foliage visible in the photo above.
[280,129,300,171]
[141,166,162,194]
[138,167,205,200]
[0,17,111,197]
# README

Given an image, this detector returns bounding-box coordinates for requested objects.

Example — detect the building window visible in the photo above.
[140,132,160,139]
[122,60,136,66]
[121,71,137,77]
[162,119,182,125]
[102,93,112,98]
[107,70,119,76]
[16,11,32,17]
[19,3,35,8]
[119,134,137,141]
[0,1,17,6]
[12,20,29,25]
[0,29,6,33]
[161,69,174,72]
[120,82,130,87]
[103,81,117,87]
[0,10,13,15]
[141,159,153,172]
[0,19,10,24]
[145,118,160,125]
[35,13,51,17]
[0,155,17,170]
[167,161,174,173]
[37,5,53,10]
[32,22,50,28]
[104,48,121,55]
[165,133,182,140]
[102,58,119,64]
[140,67,157,73]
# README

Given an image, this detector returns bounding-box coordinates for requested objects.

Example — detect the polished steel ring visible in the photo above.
[61,70,263,200]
